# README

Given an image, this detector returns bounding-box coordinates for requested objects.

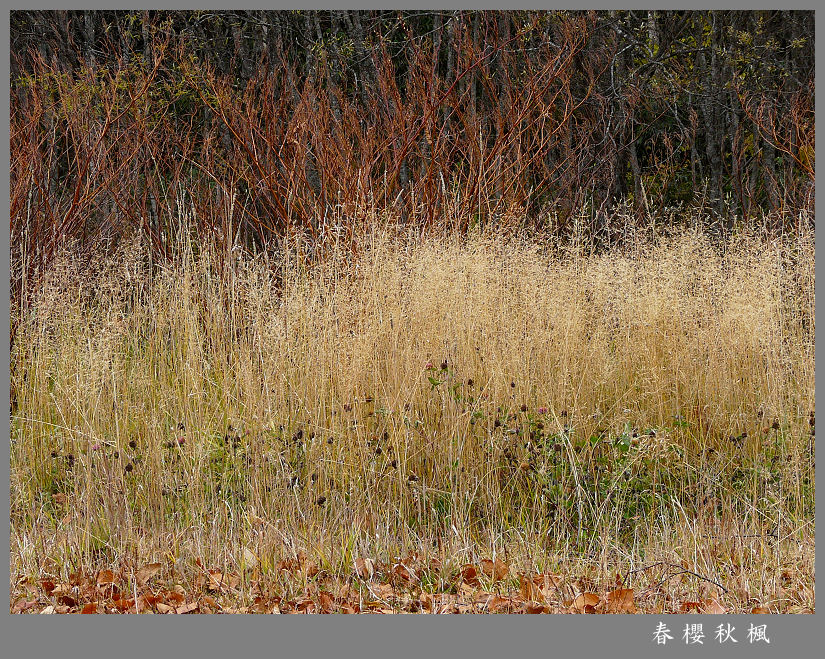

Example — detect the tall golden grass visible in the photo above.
[10,218,815,612]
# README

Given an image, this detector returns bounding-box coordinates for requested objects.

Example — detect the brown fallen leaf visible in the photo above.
[570,592,602,613]
[458,582,477,599]
[701,598,727,614]
[204,570,240,592]
[165,590,185,605]
[320,591,335,613]
[18,580,38,596]
[142,593,160,606]
[296,599,316,614]
[334,583,355,602]
[57,594,77,608]
[136,563,162,587]
[114,598,135,612]
[176,601,199,614]
[604,588,636,614]
[96,569,117,587]
[52,583,73,597]
[679,601,702,613]
[156,602,174,614]
[487,595,514,613]
[519,573,540,602]
[373,582,395,601]
[12,598,38,613]
[276,558,301,573]
[355,557,375,580]
[524,602,548,614]
[206,570,225,591]
[460,564,480,587]
[41,580,56,595]
[392,563,417,583]
[751,606,770,614]
[81,602,97,614]
[419,592,432,612]
[533,573,563,589]
[480,558,509,582]
[535,574,563,602]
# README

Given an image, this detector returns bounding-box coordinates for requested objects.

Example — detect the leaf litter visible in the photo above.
[10,554,768,614]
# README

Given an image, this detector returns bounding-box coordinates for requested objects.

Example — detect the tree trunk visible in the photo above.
[83,11,96,65]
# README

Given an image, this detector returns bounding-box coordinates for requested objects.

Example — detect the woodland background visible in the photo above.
[10,10,815,304]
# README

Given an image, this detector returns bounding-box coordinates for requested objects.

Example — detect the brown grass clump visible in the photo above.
[9,222,814,613]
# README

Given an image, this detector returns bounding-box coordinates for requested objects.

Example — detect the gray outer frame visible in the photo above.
[2,3,819,659]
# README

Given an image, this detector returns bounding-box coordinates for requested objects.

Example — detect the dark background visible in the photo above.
[9,10,815,302]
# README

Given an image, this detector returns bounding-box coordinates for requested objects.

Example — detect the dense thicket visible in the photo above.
[10,10,815,306]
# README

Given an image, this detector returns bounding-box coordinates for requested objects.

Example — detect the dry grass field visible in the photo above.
[10,221,815,614]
